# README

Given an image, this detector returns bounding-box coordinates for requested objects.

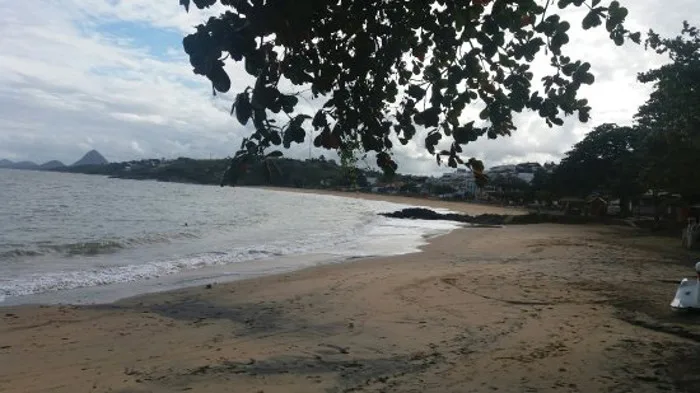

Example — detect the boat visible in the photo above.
[670,262,700,310]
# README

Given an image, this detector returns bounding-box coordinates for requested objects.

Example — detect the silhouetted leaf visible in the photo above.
[209,65,231,93]
[407,85,426,100]
[582,10,603,30]
[280,95,299,114]
[192,0,216,9]
[235,92,252,126]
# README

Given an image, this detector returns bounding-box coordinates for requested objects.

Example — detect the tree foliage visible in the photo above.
[179,0,637,186]
[525,23,700,211]
[552,123,644,198]
[636,22,700,200]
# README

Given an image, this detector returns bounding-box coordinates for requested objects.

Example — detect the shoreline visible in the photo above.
[1,187,465,307]
[250,185,529,216]
[2,191,700,392]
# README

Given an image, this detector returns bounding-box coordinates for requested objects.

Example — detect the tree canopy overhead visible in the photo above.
[179,0,637,185]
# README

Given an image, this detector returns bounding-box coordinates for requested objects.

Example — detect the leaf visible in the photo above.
[209,65,231,93]
[269,131,282,146]
[312,111,327,128]
[235,92,252,126]
[582,10,602,30]
[479,107,490,120]
[180,0,190,12]
[245,53,263,76]
[580,73,595,85]
[629,31,641,44]
[192,0,216,9]
[424,131,442,154]
[407,85,426,100]
[280,95,299,114]
[419,107,440,128]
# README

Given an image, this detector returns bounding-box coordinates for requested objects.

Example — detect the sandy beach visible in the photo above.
[2,192,700,392]
[255,186,528,216]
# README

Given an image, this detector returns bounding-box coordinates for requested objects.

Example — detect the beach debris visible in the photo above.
[205,284,212,289]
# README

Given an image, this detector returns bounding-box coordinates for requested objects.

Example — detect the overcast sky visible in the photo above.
[0,1,695,174]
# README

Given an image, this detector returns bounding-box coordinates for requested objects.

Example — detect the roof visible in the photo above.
[586,196,608,204]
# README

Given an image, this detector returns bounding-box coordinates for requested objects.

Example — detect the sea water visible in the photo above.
[0,169,459,305]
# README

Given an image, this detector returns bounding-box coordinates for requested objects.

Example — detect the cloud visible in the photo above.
[0,0,696,175]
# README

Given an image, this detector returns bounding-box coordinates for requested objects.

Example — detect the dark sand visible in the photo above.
[2,192,700,392]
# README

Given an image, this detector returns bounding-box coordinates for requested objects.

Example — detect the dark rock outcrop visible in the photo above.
[380,207,635,227]
[380,208,509,226]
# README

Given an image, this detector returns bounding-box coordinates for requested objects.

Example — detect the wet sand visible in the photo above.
[255,186,528,216]
[2,200,700,392]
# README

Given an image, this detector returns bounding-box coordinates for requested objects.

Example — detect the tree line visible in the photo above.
[525,23,699,215]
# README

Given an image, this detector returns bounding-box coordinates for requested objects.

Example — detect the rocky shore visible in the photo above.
[380,207,636,227]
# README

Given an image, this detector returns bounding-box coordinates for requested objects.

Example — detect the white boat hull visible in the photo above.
[670,278,700,310]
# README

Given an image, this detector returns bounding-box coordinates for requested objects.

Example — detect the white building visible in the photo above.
[425,168,482,198]
[486,162,543,185]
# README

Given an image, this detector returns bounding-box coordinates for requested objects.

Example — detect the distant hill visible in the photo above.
[0,159,39,170]
[11,161,39,170]
[40,160,66,170]
[73,150,108,167]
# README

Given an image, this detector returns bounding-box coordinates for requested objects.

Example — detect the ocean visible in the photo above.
[0,169,459,305]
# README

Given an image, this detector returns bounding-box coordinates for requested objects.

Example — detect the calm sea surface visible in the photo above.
[0,169,458,305]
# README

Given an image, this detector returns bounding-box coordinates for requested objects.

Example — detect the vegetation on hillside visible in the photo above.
[55,156,375,189]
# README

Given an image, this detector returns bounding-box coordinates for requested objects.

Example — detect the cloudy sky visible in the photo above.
[0,1,695,174]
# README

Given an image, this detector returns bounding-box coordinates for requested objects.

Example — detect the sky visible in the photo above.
[0,1,695,175]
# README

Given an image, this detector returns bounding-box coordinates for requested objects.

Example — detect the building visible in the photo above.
[486,162,543,185]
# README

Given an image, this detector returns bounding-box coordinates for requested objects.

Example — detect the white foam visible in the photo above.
[0,198,463,303]
[0,249,277,298]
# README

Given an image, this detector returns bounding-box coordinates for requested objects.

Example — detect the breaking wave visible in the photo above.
[0,232,199,259]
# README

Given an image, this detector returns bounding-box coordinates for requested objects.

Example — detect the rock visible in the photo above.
[380,208,618,227]
[379,208,509,225]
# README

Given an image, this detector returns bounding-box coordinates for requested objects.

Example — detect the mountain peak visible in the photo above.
[73,150,108,167]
